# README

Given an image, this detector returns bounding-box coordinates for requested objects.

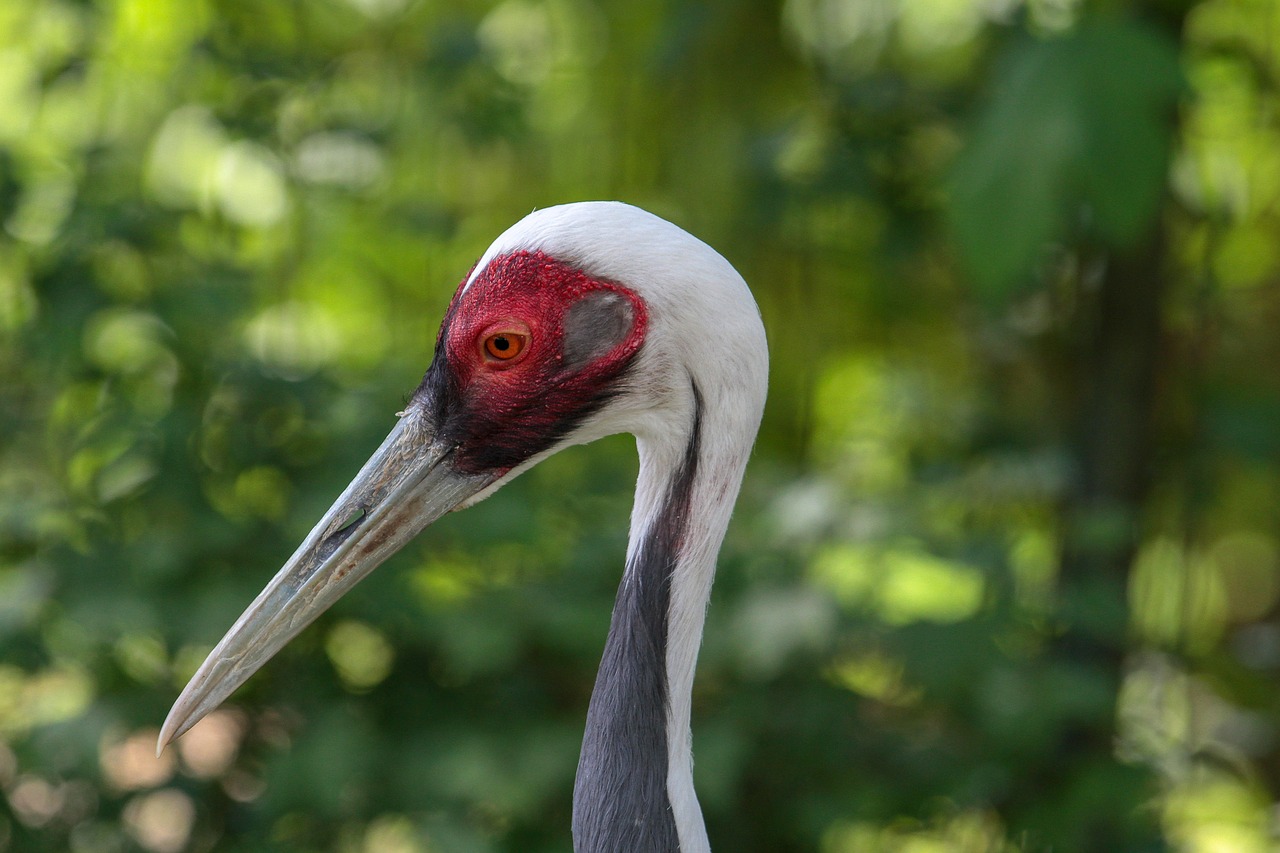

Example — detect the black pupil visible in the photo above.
[493,336,510,352]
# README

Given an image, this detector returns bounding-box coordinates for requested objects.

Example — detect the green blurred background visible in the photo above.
[2,0,1279,850]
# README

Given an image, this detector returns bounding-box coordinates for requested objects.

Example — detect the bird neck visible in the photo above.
[573,381,751,853]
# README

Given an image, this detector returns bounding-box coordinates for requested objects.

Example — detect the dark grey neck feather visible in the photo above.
[572,385,704,853]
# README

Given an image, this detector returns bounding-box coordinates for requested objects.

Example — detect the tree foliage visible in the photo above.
[3,0,1280,851]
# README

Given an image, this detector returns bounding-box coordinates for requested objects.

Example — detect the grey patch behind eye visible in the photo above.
[562,290,634,369]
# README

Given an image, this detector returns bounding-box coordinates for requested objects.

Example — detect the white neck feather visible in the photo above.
[631,363,764,852]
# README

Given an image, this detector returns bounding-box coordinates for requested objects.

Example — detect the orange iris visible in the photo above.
[483,331,528,361]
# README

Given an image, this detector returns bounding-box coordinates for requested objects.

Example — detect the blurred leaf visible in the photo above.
[948,20,1181,299]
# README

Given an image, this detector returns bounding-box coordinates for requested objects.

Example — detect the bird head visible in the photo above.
[159,201,766,751]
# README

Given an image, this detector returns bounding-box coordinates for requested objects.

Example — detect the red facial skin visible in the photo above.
[415,250,649,475]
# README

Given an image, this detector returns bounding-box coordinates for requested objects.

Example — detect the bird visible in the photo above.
[158,201,769,852]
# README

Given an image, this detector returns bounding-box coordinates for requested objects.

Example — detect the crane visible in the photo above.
[159,201,769,852]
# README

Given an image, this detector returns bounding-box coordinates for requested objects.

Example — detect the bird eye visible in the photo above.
[482,330,529,362]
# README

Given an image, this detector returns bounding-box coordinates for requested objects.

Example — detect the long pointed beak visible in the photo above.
[158,411,494,755]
